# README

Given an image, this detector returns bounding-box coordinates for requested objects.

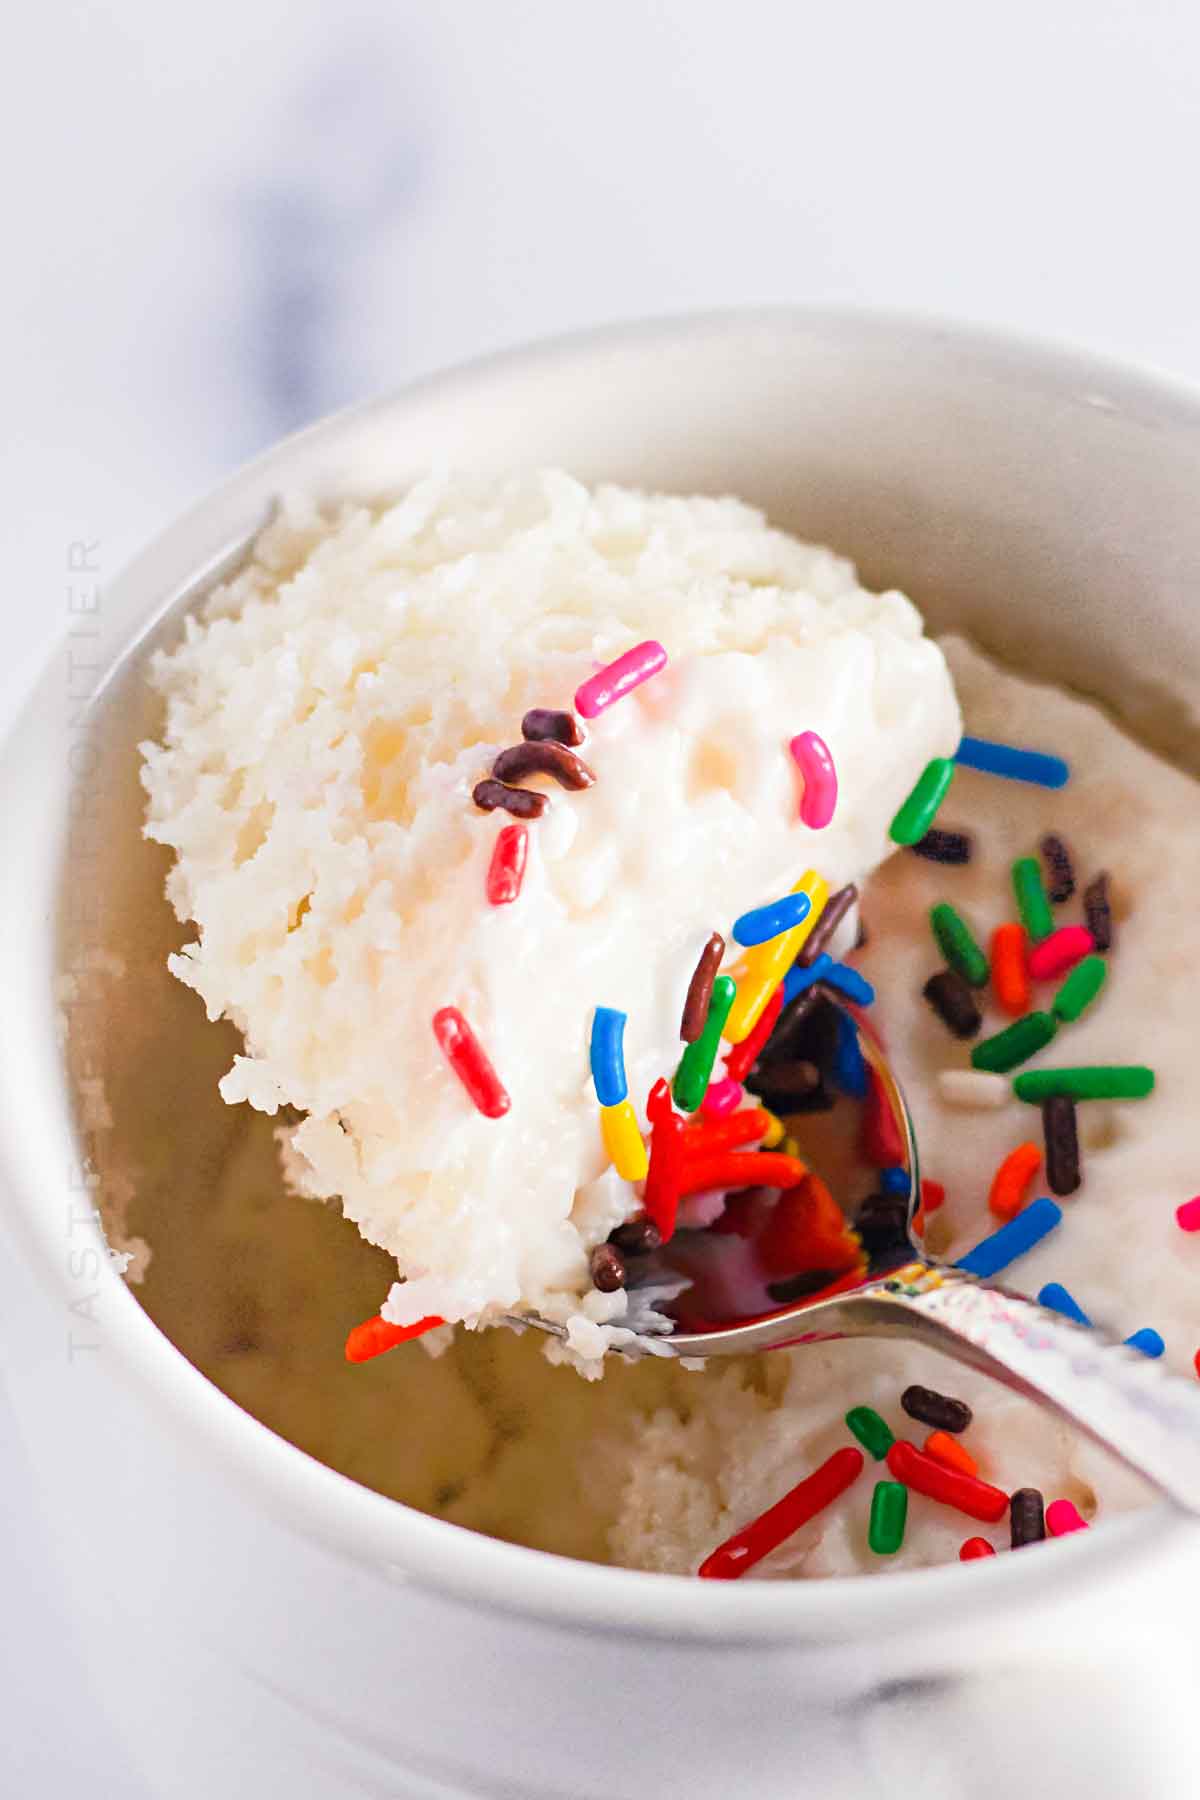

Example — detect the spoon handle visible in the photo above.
[859,1272,1200,1513]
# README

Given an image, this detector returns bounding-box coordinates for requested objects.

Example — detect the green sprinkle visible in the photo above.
[672,975,737,1112]
[1011,856,1054,942]
[971,1010,1058,1074]
[1013,1065,1155,1102]
[930,902,989,988]
[845,1406,895,1461]
[868,1479,908,1555]
[1052,954,1108,1024]
[890,758,955,846]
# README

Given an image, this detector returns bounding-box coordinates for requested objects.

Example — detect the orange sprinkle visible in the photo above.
[345,1312,444,1363]
[991,922,1031,1018]
[988,1141,1042,1219]
[677,1149,807,1200]
[924,1429,979,1477]
[1194,1349,1200,1380]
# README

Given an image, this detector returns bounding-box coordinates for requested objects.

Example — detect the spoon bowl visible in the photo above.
[521,996,1200,1514]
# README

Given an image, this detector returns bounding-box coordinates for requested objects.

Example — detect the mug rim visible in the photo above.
[11,302,1199,1645]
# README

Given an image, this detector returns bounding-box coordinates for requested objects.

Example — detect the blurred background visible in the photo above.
[6,0,1200,691]
[4,1,1200,1790]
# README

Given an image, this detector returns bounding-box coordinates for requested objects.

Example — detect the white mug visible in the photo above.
[3,310,1199,1799]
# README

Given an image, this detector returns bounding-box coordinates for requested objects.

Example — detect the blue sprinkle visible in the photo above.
[1037,1281,1092,1326]
[732,890,812,948]
[955,735,1069,789]
[880,1166,912,1197]
[821,961,876,1007]
[1039,1285,1164,1357]
[956,1197,1062,1279]
[589,1007,628,1107]
[831,1008,869,1099]
[782,953,832,1005]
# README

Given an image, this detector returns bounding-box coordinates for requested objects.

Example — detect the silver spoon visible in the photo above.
[520,1002,1200,1513]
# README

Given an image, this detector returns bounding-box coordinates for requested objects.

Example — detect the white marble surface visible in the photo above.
[4,1,1200,1792]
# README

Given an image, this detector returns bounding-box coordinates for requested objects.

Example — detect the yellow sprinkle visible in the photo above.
[780,1135,801,1160]
[721,968,774,1045]
[892,1260,943,1292]
[760,1109,784,1148]
[723,870,831,1041]
[600,1098,649,1181]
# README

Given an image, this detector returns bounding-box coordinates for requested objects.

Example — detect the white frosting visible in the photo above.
[141,472,958,1344]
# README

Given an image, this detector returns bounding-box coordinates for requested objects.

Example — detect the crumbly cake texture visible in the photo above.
[140,472,957,1361]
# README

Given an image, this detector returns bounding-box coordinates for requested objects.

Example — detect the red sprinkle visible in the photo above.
[643,1081,686,1243]
[911,1176,946,1236]
[345,1312,444,1362]
[682,1108,773,1154]
[757,1171,862,1279]
[1026,924,1095,982]
[485,823,529,905]
[722,983,785,1084]
[886,1439,1009,1523]
[698,1447,864,1578]
[920,1179,946,1213]
[959,1537,996,1561]
[678,1150,806,1200]
[861,1067,904,1166]
[432,1007,511,1118]
[1176,1197,1200,1233]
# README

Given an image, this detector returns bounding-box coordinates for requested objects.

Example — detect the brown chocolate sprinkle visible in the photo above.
[1042,1092,1081,1196]
[1083,870,1113,952]
[492,741,595,791]
[922,968,982,1040]
[1010,1486,1046,1548]
[854,1192,911,1258]
[472,778,547,819]
[589,1243,627,1292]
[797,882,859,967]
[854,916,870,951]
[911,827,972,865]
[608,1217,663,1256]
[521,707,584,747]
[747,1057,821,1097]
[1039,832,1076,903]
[900,1384,972,1434]
[764,989,839,1069]
[680,932,726,1042]
[770,985,825,1055]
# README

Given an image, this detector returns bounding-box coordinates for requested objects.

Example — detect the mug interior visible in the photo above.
[31,308,1200,1635]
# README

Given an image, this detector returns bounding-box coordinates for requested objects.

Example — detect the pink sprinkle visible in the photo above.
[574,640,667,719]
[701,1076,744,1118]
[1176,1197,1200,1233]
[1045,1498,1089,1537]
[1027,924,1094,981]
[789,731,838,829]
